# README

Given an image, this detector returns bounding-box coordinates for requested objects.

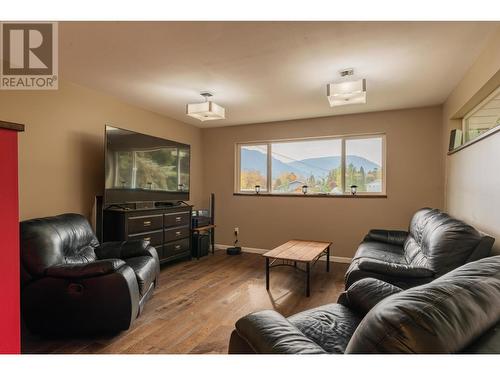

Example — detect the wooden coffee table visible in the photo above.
[263,239,332,297]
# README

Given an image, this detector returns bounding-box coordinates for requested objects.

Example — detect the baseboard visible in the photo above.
[215,244,265,254]
[215,244,352,264]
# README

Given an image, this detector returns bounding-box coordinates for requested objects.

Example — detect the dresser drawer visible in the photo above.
[128,230,163,247]
[128,214,163,234]
[164,226,190,242]
[164,211,190,227]
[164,238,190,257]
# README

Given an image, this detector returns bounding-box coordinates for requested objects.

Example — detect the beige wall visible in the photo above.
[0,80,204,221]
[443,26,500,254]
[202,106,444,259]
[8,24,498,258]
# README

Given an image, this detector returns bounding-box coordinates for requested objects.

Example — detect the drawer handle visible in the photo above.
[143,221,152,226]
[174,245,181,250]
[175,217,182,222]
[175,231,182,236]
[144,237,151,242]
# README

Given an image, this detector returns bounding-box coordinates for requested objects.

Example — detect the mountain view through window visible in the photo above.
[271,139,342,194]
[239,144,268,191]
[238,135,384,195]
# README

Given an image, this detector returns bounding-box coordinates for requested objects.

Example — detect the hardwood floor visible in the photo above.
[22,250,348,354]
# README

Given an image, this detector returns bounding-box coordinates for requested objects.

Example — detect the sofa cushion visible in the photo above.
[357,258,434,278]
[288,303,362,353]
[235,310,326,354]
[354,241,407,264]
[404,209,482,275]
[345,255,500,353]
[64,245,97,264]
[343,278,403,315]
[124,256,157,296]
[345,260,434,289]
[364,229,408,246]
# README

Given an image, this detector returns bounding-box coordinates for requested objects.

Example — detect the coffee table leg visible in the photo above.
[306,262,310,297]
[326,246,330,272]
[266,258,270,290]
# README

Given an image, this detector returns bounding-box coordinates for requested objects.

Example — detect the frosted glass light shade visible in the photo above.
[186,101,225,121]
[327,79,366,107]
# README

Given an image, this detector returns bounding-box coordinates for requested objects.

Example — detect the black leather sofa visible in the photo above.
[20,213,160,335]
[229,255,500,354]
[345,208,494,289]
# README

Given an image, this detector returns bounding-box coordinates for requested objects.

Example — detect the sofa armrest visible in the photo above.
[339,278,403,314]
[95,240,154,260]
[358,258,434,278]
[466,234,495,263]
[45,259,126,279]
[235,310,326,354]
[364,229,408,246]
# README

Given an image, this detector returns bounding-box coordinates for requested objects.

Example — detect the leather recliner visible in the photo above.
[344,208,494,289]
[229,255,500,354]
[20,213,160,335]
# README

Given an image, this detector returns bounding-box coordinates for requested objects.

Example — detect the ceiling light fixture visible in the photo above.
[186,92,225,122]
[327,69,366,107]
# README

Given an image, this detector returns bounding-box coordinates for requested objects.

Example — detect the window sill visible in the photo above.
[448,125,500,155]
[233,193,387,198]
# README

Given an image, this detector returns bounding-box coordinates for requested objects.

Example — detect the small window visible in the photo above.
[236,134,385,196]
[463,86,500,143]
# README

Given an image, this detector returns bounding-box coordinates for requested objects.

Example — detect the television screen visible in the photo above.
[104,125,190,205]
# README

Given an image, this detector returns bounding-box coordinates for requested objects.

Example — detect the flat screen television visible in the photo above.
[104,125,190,206]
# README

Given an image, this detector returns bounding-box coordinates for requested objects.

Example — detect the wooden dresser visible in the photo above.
[103,205,192,264]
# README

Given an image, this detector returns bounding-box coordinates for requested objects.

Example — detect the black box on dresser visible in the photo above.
[103,205,192,264]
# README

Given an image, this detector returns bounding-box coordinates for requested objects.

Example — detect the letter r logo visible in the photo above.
[2,23,53,75]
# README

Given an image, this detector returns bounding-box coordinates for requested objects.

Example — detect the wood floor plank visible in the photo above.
[22,250,348,354]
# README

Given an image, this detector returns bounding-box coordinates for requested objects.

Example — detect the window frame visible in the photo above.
[236,143,270,193]
[235,133,386,197]
[462,85,500,144]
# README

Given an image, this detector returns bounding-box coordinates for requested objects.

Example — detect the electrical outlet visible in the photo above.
[234,227,239,235]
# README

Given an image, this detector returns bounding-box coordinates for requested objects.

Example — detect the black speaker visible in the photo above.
[210,193,215,252]
[192,232,210,258]
[210,192,215,225]
[94,195,103,242]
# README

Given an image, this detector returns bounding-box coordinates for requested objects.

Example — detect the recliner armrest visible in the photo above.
[95,240,154,260]
[235,310,326,354]
[339,278,403,314]
[45,259,126,279]
[358,258,434,278]
[364,229,408,246]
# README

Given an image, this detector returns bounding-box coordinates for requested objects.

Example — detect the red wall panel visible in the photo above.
[0,128,20,354]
